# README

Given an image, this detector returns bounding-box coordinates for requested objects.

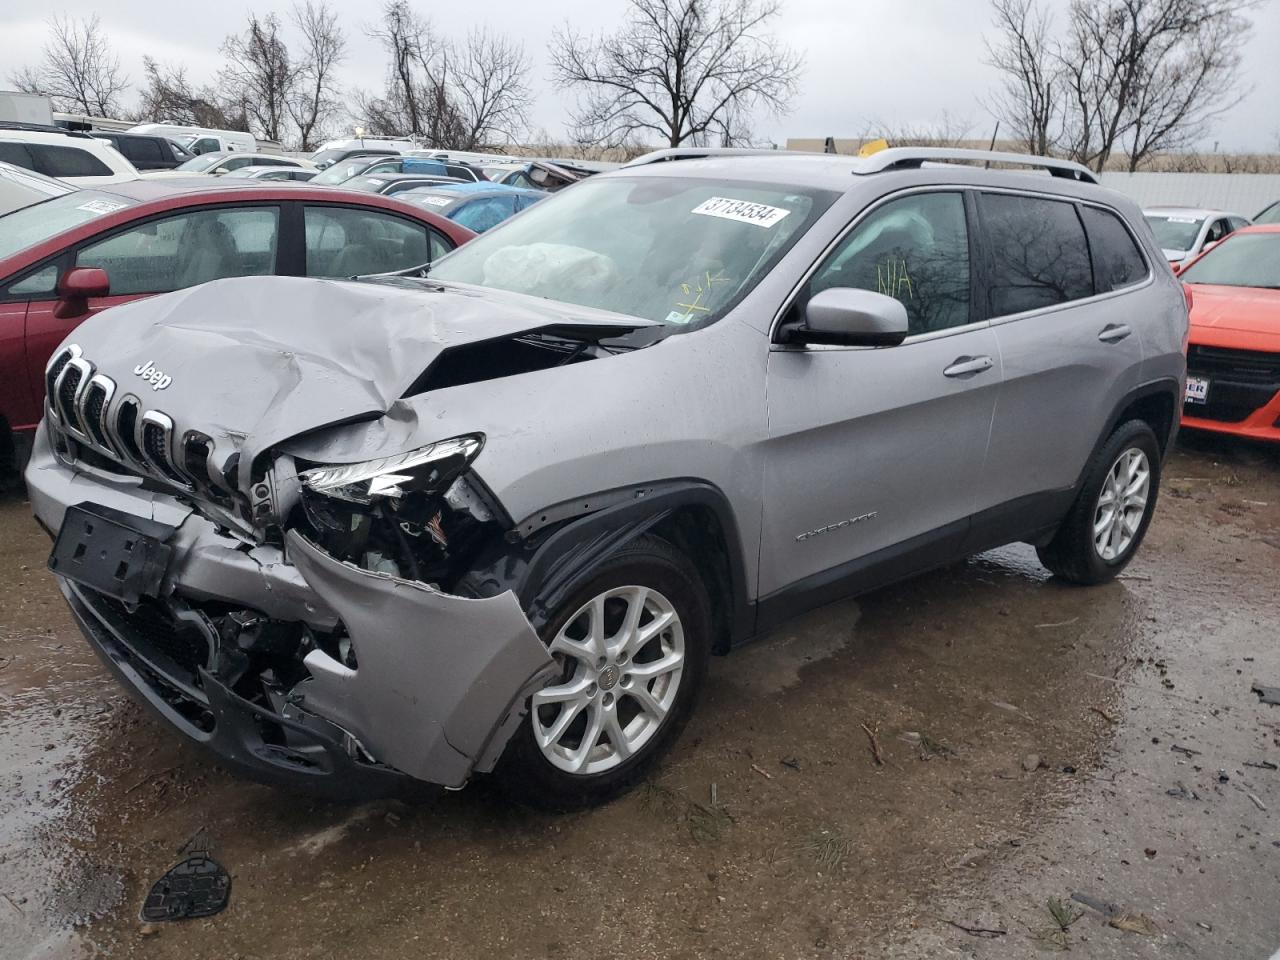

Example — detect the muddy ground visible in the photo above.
[2,433,1278,960]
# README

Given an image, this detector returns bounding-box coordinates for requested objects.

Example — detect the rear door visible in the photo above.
[759,190,1001,608]
[974,192,1148,534]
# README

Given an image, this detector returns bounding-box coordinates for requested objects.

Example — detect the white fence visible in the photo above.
[1100,172,1280,219]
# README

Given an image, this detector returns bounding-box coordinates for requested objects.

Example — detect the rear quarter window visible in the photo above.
[980,193,1093,316]
[32,144,112,178]
[1080,206,1148,292]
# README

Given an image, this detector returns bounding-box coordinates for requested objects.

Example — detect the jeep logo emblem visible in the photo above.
[133,360,172,391]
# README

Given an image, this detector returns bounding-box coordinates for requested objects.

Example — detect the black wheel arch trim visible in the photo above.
[1080,377,1181,483]
[467,479,754,649]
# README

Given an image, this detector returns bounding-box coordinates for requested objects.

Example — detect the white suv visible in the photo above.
[0,127,139,184]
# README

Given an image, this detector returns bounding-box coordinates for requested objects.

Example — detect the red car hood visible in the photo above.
[1188,284,1280,342]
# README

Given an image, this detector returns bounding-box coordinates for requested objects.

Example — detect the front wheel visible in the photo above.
[495,535,711,811]
[1036,419,1162,584]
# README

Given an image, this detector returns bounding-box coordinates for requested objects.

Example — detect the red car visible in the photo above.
[0,178,474,474]
[1179,224,1280,441]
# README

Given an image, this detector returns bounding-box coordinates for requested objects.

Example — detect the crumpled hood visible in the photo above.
[62,275,652,483]
[1188,283,1280,339]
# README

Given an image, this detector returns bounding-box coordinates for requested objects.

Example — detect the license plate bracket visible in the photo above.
[48,503,176,604]
[1184,376,1209,405]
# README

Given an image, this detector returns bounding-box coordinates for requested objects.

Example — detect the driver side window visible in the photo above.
[809,192,971,336]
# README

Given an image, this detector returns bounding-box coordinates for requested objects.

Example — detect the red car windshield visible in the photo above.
[1180,233,1280,289]
[0,190,137,261]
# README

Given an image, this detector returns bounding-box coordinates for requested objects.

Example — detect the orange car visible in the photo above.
[1178,224,1280,441]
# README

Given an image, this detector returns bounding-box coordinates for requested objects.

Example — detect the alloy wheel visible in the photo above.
[1093,447,1151,561]
[532,585,685,775]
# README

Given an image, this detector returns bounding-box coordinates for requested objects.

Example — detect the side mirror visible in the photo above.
[780,287,909,347]
[1201,239,1219,254]
[54,267,110,319]
[1170,262,1183,276]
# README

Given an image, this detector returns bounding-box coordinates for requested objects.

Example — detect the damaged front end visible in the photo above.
[30,420,555,797]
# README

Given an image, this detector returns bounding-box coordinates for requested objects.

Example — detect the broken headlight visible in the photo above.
[299,435,484,505]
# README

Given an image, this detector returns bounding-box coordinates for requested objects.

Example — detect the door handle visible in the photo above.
[1098,323,1132,343]
[943,355,994,378]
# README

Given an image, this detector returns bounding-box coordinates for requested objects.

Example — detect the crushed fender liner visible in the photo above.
[287,531,556,788]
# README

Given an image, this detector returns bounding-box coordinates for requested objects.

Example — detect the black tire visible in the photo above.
[495,534,711,811]
[1036,419,1162,585]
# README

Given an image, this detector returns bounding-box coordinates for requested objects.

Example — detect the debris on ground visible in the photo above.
[1166,782,1201,801]
[1109,912,1160,936]
[1030,896,1082,949]
[750,762,774,780]
[140,856,231,922]
[800,829,854,872]
[943,918,1007,938]
[860,722,885,766]
[779,756,801,771]
[1170,744,1201,757]
[1243,760,1277,771]
[1246,792,1267,812]
[1251,684,1280,706]
[1022,754,1043,772]
[1090,706,1119,724]
[1070,892,1117,917]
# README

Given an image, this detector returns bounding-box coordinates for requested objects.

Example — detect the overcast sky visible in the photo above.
[3,0,1277,151]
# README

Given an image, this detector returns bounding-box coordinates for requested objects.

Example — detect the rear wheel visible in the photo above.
[1036,419,1161,584]
[496,536,710,810]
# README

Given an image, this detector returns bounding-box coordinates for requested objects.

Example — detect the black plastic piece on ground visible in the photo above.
[141,856,231,922]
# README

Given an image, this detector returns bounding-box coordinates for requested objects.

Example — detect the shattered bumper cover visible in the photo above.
[27,431,555,794]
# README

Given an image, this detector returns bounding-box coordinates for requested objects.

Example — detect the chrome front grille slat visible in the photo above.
[139,411,191,488]
[55,357,94,440]
[78,374,117,452]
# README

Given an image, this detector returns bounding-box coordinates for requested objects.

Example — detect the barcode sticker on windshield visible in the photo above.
[691,197,791,228]
[417,196,450,206]
[76,199,127,215]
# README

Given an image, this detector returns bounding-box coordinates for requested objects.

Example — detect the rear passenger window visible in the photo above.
[32,145,112,178]
[1080,206,1147,292]
[0,142,35,169]
[125,138,164,163]
[980,193,1093,316]
[809,192,971,336]
[304,206,436,277]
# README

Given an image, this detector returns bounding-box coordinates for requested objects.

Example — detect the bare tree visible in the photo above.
[984,0,1059,155]
[134,58,246,129]
[363,1,435,137]
[451,28,532,148]
[287,1,347,150]
[10,14,128,116]
[550,0,803,148]
[220,14,297,144]
[1058,0,1257,172]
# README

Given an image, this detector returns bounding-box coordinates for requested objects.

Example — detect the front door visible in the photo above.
[759,190,1000,619]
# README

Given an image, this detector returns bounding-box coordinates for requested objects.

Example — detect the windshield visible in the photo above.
[175,153,229,172]
[1179,233,1280,288]
[1145,214,1203,252]
[1256,202,1280,225]
[313,159,377,185]
[0,190,136,261]
[429,176,832,327]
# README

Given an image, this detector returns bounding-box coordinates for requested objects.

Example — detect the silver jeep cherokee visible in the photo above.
[26,148,1187,808]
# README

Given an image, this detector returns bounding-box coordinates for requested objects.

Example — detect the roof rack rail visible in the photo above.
[625,146,793,167]
[0,120,91,139]
[854,147,1098,184]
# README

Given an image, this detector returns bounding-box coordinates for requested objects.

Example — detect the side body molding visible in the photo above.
[287,531,556,787]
